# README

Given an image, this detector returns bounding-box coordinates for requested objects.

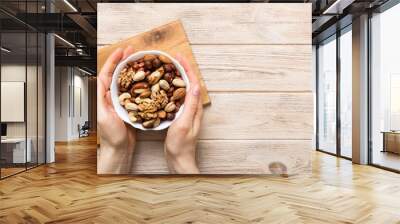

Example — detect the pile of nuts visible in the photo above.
[117,54,186,128]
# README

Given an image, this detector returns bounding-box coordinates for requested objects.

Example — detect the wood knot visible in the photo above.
[144,30,167,45]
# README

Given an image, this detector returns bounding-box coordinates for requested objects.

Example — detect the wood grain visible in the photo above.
[98,20,210,105]
[132,140,312,174]
[192,45,312,92]
[97,3,311,45]
[135,92,313,141]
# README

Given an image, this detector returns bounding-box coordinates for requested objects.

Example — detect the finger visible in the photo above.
[193,94,203,134]
[98,48,123,91]
[175,54,199,86]
[97,77,107,110]
[122,46,134,60]
[105,90,113,110]
[180,84,200,125]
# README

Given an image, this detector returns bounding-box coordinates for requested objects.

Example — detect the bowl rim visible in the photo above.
[110,50,190,131]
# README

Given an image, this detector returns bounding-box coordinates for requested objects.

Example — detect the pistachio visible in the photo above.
[151,83,160,93]
[128,111,138,123]
[164,102,176,113]
[172,78,186,88]
[142,119,156,128]
[125,102,138,111]
[159,79,170,91]
[132,70,146,81]
[163,64,175,72]
[153,118,161,128]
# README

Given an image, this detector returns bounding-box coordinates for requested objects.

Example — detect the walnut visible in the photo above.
[138,98,158,113]
[151,90,168,109]
[118,68,133,91]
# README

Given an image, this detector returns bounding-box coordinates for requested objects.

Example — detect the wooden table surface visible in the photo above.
[97,3,313,175]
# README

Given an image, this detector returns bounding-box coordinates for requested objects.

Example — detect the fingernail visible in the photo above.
[192,85,200,96]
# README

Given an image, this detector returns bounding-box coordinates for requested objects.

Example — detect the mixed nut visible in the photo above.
[117,54,186,128]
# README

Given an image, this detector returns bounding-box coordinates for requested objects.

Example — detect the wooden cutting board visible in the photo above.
[97,20,211,105]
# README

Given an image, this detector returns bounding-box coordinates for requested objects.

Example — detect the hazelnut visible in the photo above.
[158,110,167,119]
[163,64,174,72]
[144,60,153,70]
[152,58,162,68]
[166,112,175,121]
[164,72,174,83]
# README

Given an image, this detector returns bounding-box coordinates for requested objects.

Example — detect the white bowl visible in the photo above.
[110,50,189,131]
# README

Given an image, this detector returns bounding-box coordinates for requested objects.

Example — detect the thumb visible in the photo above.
[180,84,200,124]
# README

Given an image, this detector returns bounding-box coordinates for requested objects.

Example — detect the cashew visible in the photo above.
[119,92,131,105]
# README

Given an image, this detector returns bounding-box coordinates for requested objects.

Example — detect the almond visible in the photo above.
[171,88,186,101]
[143,54,156,61]
[142,119,156,128]
[158,55,172,64]
[164,102,176,112]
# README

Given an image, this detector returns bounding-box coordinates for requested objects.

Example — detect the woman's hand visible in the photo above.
[164,55,203,174]
[97,47,136,174]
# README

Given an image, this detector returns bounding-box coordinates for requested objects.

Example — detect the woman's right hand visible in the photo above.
[164,55,203,174]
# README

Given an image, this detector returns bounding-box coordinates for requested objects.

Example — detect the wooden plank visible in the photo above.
[192,45,312,92]
[135,92,314,141]
[131,140,312,174]
[97,3,311,45]
[97,20,211,105]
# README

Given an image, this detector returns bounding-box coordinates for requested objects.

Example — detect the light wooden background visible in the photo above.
[98,3,313,174]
